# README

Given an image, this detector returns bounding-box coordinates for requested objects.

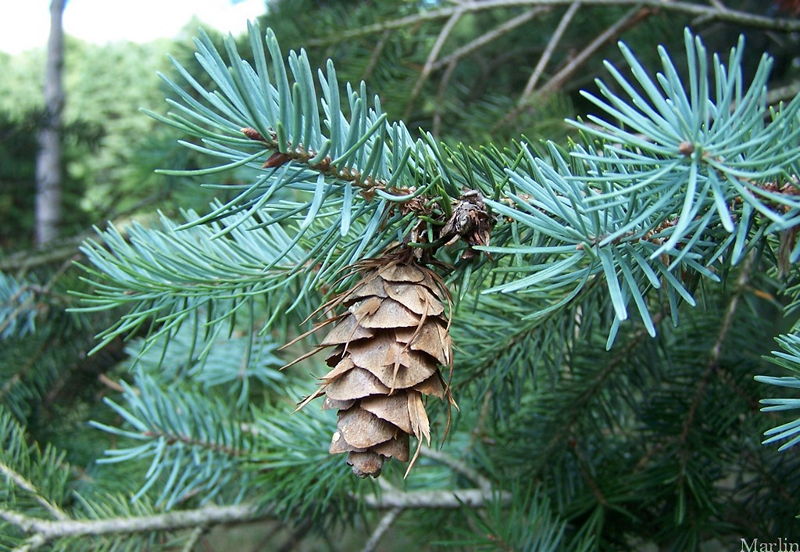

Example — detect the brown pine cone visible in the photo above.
[287,256,454,477]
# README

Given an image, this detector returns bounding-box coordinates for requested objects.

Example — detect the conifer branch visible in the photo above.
[0,462,68,521]
[362,488,509,508]
[306,0,800,47]
[679,251,755,446]
[0,503,262,540]
[238,128,389,193]
[430,7,547,72]
[518,1,580,102]
[404,8,465,119]
[539,5,650,94]
[361,507,402,552]
[140,430,247,458]
[533,312,666,474]
[420,445,492,491]
[0,488,506,542]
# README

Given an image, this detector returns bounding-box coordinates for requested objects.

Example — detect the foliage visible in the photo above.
[2,2,800,551]
[0,109,102,249]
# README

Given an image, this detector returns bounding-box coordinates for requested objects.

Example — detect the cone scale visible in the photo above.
[290,256,453,477]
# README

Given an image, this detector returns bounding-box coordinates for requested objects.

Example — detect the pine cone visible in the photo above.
[289,256,454,477]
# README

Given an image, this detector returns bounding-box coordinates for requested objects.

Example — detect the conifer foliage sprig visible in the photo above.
[0,273,38,340]
[89,374,255,510]
[78,24,800,357]
[71,20,800,525]
[479,30,800,345]
[75,208,311,357]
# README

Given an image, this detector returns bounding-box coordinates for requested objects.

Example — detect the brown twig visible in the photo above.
[305,0,800,48]
[430,7,548,72]
[0,463,69,522]
[431,7,549,136]
[542,6,651,93]
[518,1,581,103]
[432,59,459,137]
[404,9,466,119]
[360,30,392,82]
[496,5,650,130]
[420,445,493,491]
[0,487,506,545]
[361,508,403,552]
[571,439,609,506]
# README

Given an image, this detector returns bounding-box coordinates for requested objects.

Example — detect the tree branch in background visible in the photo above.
[537,5,651,93]
[404,8,466,119]
[360,30,391,82]
[430,7,548,72]
[430,7,548,135]
[420,445,493,491]
[496,5,649,129]
[518,1,580,102]
[0,503,262,541]
[0,463,68,522]
[306,0,800,47]
[1,190,169,273]
[0,487,506,544]
[361,508,402,552]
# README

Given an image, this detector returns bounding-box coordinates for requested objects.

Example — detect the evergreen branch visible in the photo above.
[124,321,286,404]
[0,503,262,540]
[532,311,666,475]
[0,339,48,407]
[138,430,247,458]
[432,7,547,73]
[674,254,754,510]
[420,445,492,491]
[0,257,75,340]
[74,209,312,355]
[91,375,254,509]
[537,5,649,94]
[478,31,800,342]
[518,2,579,101]
[0,409,71,522]
[0,463,68,521]
[235,127,390,192]
[0,489,505,543]
[571,441,609,507]
[305,0,800,47]
[403,8,466,119]
[362,488,509,509]
[0,275,39,340]
[361,507,402,552]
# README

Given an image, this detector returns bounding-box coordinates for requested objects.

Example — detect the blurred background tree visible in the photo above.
[0,1,799,551]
